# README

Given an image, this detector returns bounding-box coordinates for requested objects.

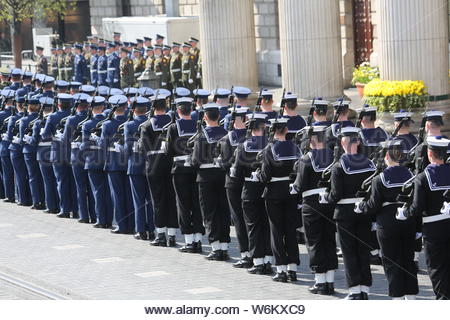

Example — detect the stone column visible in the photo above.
[379,0,449,98]
[198,0,258,90]
[278,0,344,99]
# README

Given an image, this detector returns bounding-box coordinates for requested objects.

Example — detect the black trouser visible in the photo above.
[147,174,178,229]
[172,173,204,235]
[302,202,338,273]
[242,198,271,260]
[227,185,249,253]
[198,175,230,244]
[265,197,299,266]
[377,224,418,297]
[336,210,372,288]
[423,220,450,300]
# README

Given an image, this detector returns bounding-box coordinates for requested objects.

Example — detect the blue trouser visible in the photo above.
[24,153,45,205]
[107,171,134,233]
[88,169,113,225]
[129,174,154,233]
[72,163,95,222]
[1,155,14,200]
[53,162,78,214]
[38,161,59,211]
[0,160,4,199]
[10,151,31,205]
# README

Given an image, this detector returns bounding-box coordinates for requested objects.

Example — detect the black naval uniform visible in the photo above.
[326,120,354,150]
[218,128,249,261]
[232,135,273,272]
[294,149,337,285]
[140,114,178,245]
[191,125,230,258]
[361,166,418,298]
[259,139,301,278]
[165,118,204,250]
[402,163,450,300]
[324,153,376,293]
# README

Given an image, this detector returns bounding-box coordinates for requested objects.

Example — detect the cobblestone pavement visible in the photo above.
[0,201,435,300]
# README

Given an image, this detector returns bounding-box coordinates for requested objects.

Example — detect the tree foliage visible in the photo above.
[0,0,71,22]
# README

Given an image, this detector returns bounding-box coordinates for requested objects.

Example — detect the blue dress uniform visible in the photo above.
[0,90,15,202]
[8,95,31,206]
[97,50,108,86]
[221,87,252,130]
[20,96,45,208]
[41,93,78,217]
[81,97,112,227]
[33,97,60,213]
[106,45,120,89]
[190,89,210,122]
[73,50,88,83]
[90,49,99,86]
[64,93,95,223]
[98,95,134,233]
[124,97,154,239]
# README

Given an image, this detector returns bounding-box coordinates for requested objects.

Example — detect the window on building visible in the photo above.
[122,0,131,17]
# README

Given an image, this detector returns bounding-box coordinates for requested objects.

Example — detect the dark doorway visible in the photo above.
[353,0,373,66]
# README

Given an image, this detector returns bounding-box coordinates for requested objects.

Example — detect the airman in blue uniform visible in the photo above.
[124,96,154,240]
[0,89,16,202]
[41,93,78,218]
[64,93,95,223]
[190,89,210,122]
[222,86,251,130]
[97,46,108,86]
[90,45,99,86]
[8,68,22,91]
[73,44,88,84]
[106,43,120,89]
[8,89,31,206]
[20,94,45,209]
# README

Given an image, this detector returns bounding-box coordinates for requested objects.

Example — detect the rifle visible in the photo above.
[306,98,316,126]
[228,85,234,109]
[255,88,263,112]
[92,103,118,137]
[186,101,205,149]
[404,114,428,170]
[295,125,314,154]
[317,138,342,191]
[391,116,408,139]
[356,109,364,128]
[356,144,387,200]
[72,88,99,142]
[279,89,286,117]
[227,99,237,132]
[147,89,160,117]
[57,93,82,132]
[212,86,219,103]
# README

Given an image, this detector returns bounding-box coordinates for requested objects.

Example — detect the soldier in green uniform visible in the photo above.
[64,44,74,81]
[57,47,65,80]
[189,37,201,88]
[153,46,170,89]
[144,47,155,72]
[0,67,11,89]
[181,42,196,91]
[84,42,91,82]
[170,42,183,88]
[120,48,135,89]
[49,47,58,79]
[133,49,146,85]
[35,46,48,75]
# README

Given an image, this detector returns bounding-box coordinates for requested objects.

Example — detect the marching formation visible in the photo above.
[0,68,449,301]
[35,32,202,90]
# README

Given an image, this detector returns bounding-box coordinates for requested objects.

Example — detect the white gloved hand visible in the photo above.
[54,131,63,141]
[188,79,194,84]
[39,128,45,135]
[371,222,378,232]
[415,232,423,240]
[89,133,100,143]
[229,167,237,178]
[114,142,123,152]
[250,171,259,182]
[297,203,303,210]
[396,205,408,220]
[354,201,363,214]
[196,72,201,79]
[318,192,329,204]
[440,201,450,215]
[289,183,298,195]
[23,135,32,144]
[113,78,118,83]
[161,82,167,86]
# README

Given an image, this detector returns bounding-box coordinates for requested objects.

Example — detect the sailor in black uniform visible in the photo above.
[319,126,376,299]
[190,103,229,261]
[355,140,418,300]
[325,100,354,150]
[140,94,178,247]
[391,111,418,154]
[258,117,301,283]
[257,89,278,126]
[281,92,306,140]
[231,113,273,275]
[164,97,204,253]
[292,126,337,295]
[397,136,450,300]
[217,107,251,267]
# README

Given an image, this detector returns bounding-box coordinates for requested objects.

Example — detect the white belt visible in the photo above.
[107,68,116,71]
[65,68,73,71]
[71,142,81,149]
[90,70,97,73]
[12,137,21,144]
[134,72,142,77]
[302,188,327,198]
[337,197,364,205]
[171,68,181,72]
[60,68,67,71]
[382,201,404,208]
[108,147,121,152]
[155,72,162,76]
[244,177,259,182]
[148,150,164,155]
[38,141,52,147]
[89,146,101,150]
[174,155,189,161]
[98,70,107,74]
[199,163,219,169]
[423,213,450,224]
[269,176,290,182]
[182,70,190,74]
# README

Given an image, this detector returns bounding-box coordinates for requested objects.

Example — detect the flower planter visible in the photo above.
[356,83,365,98]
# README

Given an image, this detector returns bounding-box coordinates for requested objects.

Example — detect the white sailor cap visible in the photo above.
[151,94,169,101]
[175,97,194,104]
[423,110,445,120]
[193,89,210,98]
[233,86,252,97]
[302,125,328,134]
[157,88,172,98]
[108,94,128,106]
[175,87,191,97]
[393,111,413,120]
[261,89,273,97]
[214,88,231,98]
[332,100,351,108]
[357,105,377,114]
[340,126,361,136]
[269,117,289,127]
[313,99,330,106]
[427,136,450,149]
[203,102,220,111]
[284,92,297,101]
